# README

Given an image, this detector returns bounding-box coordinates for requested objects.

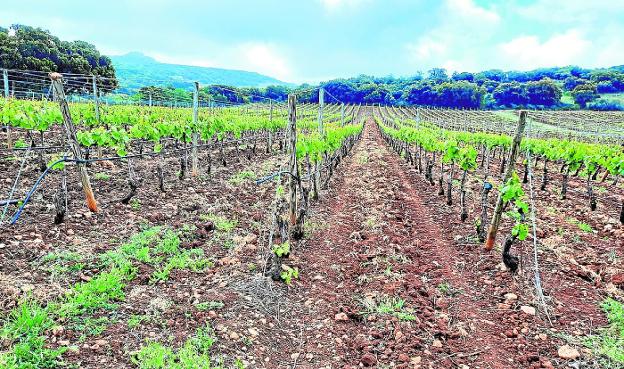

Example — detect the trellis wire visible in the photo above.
[524,117,552,324]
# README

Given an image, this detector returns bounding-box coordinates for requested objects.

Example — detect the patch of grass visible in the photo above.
[357,153,369,164]
[566,217,594,233]
[586,298,624,364]
[1,226,213,368]
[93,172,111,181]
[358,295,416,322]
[194,301,225,311]
[200,214,237,233]
[228,170,255,185]
[128,314,150,330]
[70,316,112,341]
[0,299,66,368]
[130,198,142,211]
[131,324,220,369]
[39,250,85,276]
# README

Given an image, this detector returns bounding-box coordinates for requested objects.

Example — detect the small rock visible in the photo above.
[398,353,410,362]
[229,332,240,340]
[334,312,349,321]
[411,356,422,364]
[248,327,259,336]
[290,353,300,360]
[361,353,377,366]
[520,306,536,316]
[432,339,443,348]
[558,345,580,360]
[504,293,518,301]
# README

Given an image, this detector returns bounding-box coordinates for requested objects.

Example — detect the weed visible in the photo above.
[200,214,237,233]
[0,299,65,368]
[132,324,220,369]
[229,170,255,185]
[280,265,299,285]
[130,198,142,211]
[566,217,594,233]
[128,314,150,329]
[94,172,111,181]
[586,298,624,363]
[358,295,416,322]
[195,301,225,311]
[272,242,290,257]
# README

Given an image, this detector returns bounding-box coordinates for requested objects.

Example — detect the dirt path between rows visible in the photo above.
[272,118,570,368]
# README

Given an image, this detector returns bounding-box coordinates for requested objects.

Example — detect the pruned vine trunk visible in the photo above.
[587,174,596,211]
[561,166,570,200]
[53,169,67,224]
[446,163,455,205]
[460,169,468,222]
[540,159,548,191]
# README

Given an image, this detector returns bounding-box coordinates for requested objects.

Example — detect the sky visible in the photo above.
[1,0,623,83]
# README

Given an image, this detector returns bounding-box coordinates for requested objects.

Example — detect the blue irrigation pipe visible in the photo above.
[9,156,71,225]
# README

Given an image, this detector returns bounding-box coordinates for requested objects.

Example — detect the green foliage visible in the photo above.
[272,242,290,257]
[586,298,624,363]
[94,172,111,181]
[358,296,416,322]
[200,214,237,233]
[0,24,117,90]
[228,170,255,185]
[194,301,225,312]
[280,265,299,285]
[0,300,65,369]
[131,324,220,369]
[500,173,529,241]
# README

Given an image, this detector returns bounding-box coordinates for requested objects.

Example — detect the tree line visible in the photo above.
[2,24,624,110]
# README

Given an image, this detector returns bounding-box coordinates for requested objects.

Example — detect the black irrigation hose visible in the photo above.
[7,134,285,225]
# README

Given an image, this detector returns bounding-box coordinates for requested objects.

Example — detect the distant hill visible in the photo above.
[110,52,289,93]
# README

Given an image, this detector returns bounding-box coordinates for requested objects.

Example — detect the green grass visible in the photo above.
[0,300,66,369]
[228,170,255,185]
[93,172,111,181]
[131,324,221,369]
[566,217,594,233]
[0,226,213,368]
[357,295,416,322]
[199,214,237,233]
[586,298,624,364]
[194,301,225,311]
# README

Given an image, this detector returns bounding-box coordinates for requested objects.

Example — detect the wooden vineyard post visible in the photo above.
[287,94,298,225]
[341,102,345,126]
[49,72,98,212]
[191,82,200,177]
[484,110,527,250]
[318,88,324,136]
[3,69,12,150]
[268,100,273,152]
[91,75,101,124]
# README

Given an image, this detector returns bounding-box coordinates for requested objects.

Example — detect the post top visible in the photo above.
[49,72,63,81]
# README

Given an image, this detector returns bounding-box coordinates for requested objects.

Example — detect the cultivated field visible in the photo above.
[1,81,624,369]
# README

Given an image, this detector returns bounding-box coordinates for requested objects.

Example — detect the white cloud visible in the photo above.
[447,0,500,23]
[498,29,590,69]
[318,0,370,12]
[405,0,500,71]
[148,41,294,82]
[236,42,293,81]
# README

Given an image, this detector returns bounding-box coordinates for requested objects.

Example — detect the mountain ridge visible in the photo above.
[110,52,290,93]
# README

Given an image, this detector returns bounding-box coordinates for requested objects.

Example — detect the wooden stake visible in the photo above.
[318,88,324,136]
[49,72,98,212]
[287,94,298,225]
[3,69,11,150]
[191,81,199,177]
[485,110,527,250]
